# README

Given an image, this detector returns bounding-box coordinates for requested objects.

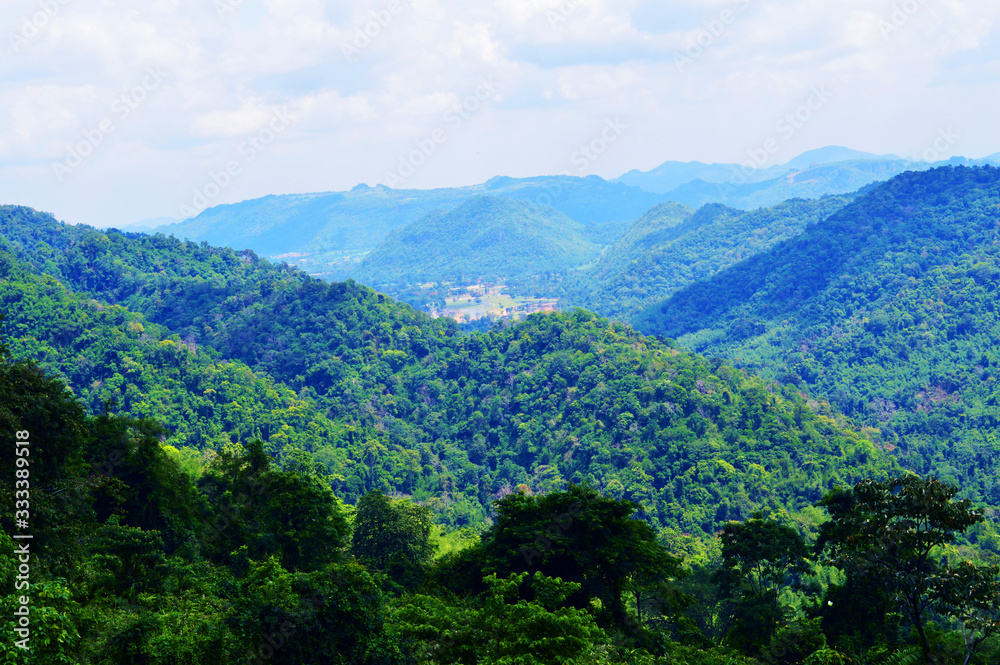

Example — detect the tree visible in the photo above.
[935,561,1000,665]
[816,475,984,663]
[226,556,404,665]
[199,440,350,572]
[712,513,810,653]
[389,571,605,664]
[351,489,434,587]
[474,484,683,631]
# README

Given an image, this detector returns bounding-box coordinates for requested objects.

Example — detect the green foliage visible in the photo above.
[817,475,986,661]
[713,514,811,651]
[226,557,403,664]
[639,166,1000,521]
[389,571,605,664]
[355,195,600,291]
[566,195,854,321]
[802,647,848,665]
[935,560,1000,664]
[460,485,683,632]
[197,440,351,572]
[351,489,435,588]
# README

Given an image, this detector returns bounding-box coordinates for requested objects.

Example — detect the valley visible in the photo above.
[3,163,1000,664]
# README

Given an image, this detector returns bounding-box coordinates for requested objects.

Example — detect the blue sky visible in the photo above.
[1,0,997,227]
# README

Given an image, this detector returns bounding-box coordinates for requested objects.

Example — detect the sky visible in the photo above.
[1,0,998,228]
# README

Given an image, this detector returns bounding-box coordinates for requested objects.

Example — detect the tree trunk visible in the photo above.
[908,593,932,664]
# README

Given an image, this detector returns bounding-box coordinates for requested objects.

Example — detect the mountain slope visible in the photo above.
[614,146,894,194]
[636,165,1000,504]
[1,204,891,534]
[563,195,857,321]
[152,176,667,278]
[353,195,599,288]
[0,248,355,456]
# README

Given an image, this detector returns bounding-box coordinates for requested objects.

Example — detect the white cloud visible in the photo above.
[0,0,997,226]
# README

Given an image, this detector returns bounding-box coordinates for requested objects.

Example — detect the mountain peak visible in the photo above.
[777,146,900,170]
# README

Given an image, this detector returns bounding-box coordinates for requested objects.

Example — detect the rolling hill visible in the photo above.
[562,194,858,321]
[0,203,890,535]
[636,165,1000,506]
[352,195,600,289]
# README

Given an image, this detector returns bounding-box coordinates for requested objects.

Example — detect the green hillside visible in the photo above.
[153,176,666,278]
[564,196,856,321]
[4,198,1000,665]
[1,204,890,536]
[353,195,601,288]
[0,250,345,453]
[638,165,1000,505]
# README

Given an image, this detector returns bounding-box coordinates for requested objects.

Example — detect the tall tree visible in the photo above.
[712,513,811,653]
[816,475,983,663]
[198,440,350,572]
[351,489,435,587]
[935,561,1000,665]
[474,484,683,631]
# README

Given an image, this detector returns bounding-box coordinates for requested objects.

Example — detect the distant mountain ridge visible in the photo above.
[352,195,600,287]
[614,146,898,193]
[621,153,1000,210]
[142,147,1000,305]
[634,165,1000,504]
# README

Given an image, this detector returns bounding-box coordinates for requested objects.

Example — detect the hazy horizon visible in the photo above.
[2,0,998,227]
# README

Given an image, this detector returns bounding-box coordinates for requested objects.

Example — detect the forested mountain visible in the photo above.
[1,204,890,536]
[563,195,857,321]
[614,146,894,193]
[352,195,600,289]
[0,250,353,455]
[3,188,1000,663]
[638,165,1000,508]
[152,175,666,278]
[146,149,998,292]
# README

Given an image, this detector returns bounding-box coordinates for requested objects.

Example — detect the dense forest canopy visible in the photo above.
[562,195,858,322]
[3,166,1000,663]
[638,166,1000,510]
[0,205,891,535]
